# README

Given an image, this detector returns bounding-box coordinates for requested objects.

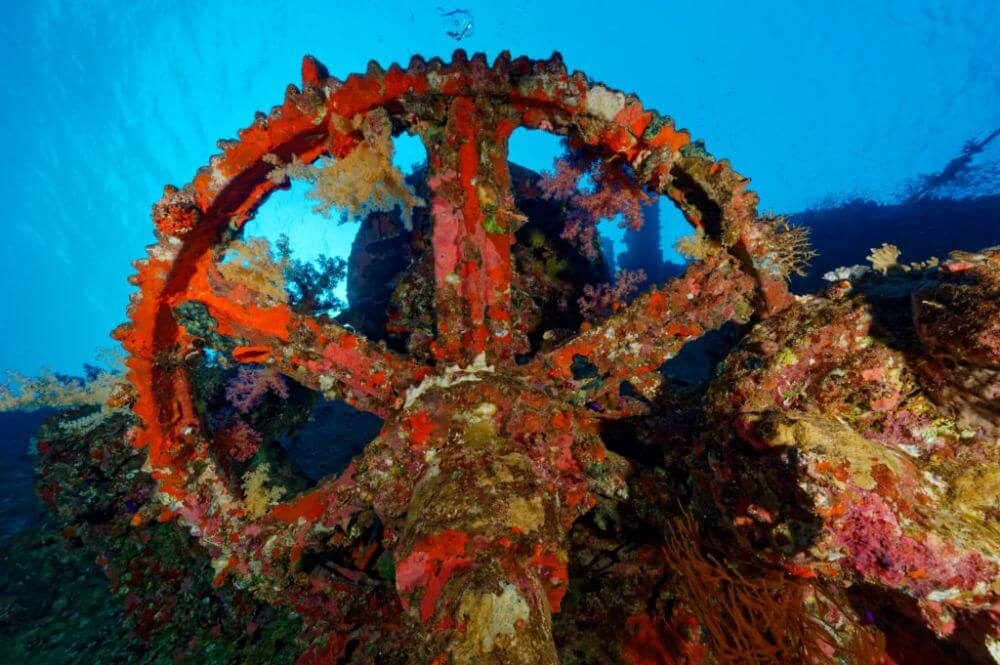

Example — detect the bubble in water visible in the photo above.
[438,7,474,41]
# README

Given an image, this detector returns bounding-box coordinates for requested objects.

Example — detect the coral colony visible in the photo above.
[4,52,999,663]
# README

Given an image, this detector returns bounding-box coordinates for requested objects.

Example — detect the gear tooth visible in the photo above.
[284,83,301,105]
[511,54,531,76]
[252,111,268,127]
[324,76,344,94]
[111,322,132,343]
[470,52,488,67]
[427,56,445,71]
[408,54,427,71]
[265,102,284,122]
[301,55,329,87]
[366,59,385,77]
[451,48,468,65]
[493,50,512,69]
[548,51,566,73]
[216,138,238,152]
[145,241,165,259]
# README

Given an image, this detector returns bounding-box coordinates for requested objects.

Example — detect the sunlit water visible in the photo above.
[2,0,998,378]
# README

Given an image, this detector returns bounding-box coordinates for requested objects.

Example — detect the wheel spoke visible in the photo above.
[529,256,757,416]
[174,255,431,418]
[420,96,522,363]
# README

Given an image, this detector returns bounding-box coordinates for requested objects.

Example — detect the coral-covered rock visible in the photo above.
[704,254,999,644]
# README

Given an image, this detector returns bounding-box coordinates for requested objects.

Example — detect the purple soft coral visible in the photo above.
[540,151,654,260]
[215,418,263,462]
[578,269,647,321]
[225,366,289,413]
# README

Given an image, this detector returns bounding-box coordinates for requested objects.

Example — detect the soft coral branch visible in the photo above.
[578,269,647,322]
[225,366,289,413]
[540,148,655,260]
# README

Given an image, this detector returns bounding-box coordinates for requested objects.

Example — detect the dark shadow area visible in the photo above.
[845,582,997,665]
[280,398,383,483]
[659,322,746,393]
[0,409,53,542]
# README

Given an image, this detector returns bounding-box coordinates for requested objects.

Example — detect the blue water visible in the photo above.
[1,0,998,379]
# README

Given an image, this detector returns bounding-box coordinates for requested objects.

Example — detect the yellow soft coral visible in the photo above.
[267,108,424,229]
[675,227,712,261]
[217,237,288,306]
[0,348,126,413]
[242,463,286,517]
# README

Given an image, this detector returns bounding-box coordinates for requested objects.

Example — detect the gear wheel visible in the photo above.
[114,50,790,662]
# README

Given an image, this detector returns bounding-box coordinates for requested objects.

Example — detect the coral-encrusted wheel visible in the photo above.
[116,51,792,663]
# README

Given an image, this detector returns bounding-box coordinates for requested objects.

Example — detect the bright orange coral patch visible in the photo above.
[271,490,329,523]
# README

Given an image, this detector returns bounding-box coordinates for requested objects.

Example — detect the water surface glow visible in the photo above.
[1,0,997,375]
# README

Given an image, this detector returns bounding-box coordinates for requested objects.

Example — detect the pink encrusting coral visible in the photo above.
[832,487,997,596]
[395,530,473,622]
[866,409,941,452]
[704,252,1000,648]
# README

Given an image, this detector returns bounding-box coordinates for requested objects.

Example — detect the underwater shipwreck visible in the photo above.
[1,52,998,664]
